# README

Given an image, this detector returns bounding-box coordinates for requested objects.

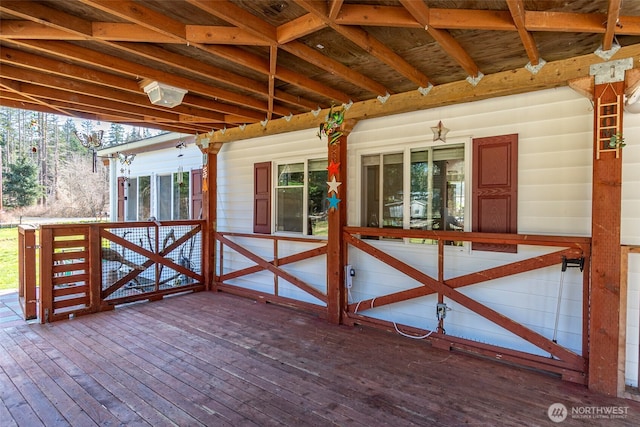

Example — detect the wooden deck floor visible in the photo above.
[1,291,639,426]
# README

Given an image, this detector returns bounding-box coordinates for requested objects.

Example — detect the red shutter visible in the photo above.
[191,168,203,219]
[254,162,271,234]
[472,134,518,252]
[117,176,125,222]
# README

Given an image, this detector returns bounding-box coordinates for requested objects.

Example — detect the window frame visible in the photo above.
[355,137,472,245]
[156,171,191,221]
[272,155,329,238]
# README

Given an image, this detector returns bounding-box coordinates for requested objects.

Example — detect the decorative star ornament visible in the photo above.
[327,160,341,177]
[431,121,449,142]
[327,176,342,195]
[327,193,341,210]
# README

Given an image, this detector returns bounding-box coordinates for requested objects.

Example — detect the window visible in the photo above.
[157,174,172,220]
[410,146,465,233]
[126,178,137,221]
[137,176,151,221]
[173,171,190,219]
[361,144,465,243]
[125,176,151,221]
[157,172,190,221]
[275,159,328,235]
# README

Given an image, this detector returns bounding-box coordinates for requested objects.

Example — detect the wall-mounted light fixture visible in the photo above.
[142,81,187,108]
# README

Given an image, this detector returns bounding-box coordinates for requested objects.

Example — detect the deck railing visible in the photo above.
[39,220,205,322]
[343,227,592,383]
[214,226,592,383]
[215,231,328,314]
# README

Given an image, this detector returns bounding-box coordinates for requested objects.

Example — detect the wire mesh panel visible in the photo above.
[100,221,204,305]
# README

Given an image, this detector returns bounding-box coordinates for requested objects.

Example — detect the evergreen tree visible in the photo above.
[62,119,82,153]
[3,155,42,208]
[126,127,142,142]
[107,123,125,146]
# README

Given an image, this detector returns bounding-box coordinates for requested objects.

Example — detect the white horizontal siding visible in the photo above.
[626,252,640,387]
[217,129,325,233]
[217,86,640,375]
[622,104,640,387]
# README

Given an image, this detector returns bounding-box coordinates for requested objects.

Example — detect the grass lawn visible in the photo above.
[0,227,19,291]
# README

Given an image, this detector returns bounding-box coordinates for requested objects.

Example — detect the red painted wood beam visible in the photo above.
[589,80,625,396]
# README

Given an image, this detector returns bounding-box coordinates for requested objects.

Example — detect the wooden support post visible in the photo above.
[39,226,53,323]
[589,78,625,396]
[18,225,37,320]
[326,120,355,325]
[202,152,217,291]
[88,224,102,313]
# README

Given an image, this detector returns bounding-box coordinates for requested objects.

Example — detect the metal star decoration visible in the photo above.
[327,160,341,176]
[431,121,450,142]
[327,176,342,194]
[327,193,341,210]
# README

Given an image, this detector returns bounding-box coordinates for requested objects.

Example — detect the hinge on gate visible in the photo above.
[26,245,41,249]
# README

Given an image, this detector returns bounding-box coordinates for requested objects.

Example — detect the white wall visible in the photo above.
[215,87,640,382]
[107,137,203,221]
[216,129,328,305]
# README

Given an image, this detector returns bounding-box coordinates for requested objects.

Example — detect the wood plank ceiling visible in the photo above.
[1,1,640,136]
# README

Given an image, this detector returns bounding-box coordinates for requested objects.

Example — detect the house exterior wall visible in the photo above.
[623,107,640,388]
[215,86,640,385]
[105,136,202,222]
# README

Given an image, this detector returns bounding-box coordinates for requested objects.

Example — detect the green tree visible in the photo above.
[3,155,42,208]
[107,123,125,146]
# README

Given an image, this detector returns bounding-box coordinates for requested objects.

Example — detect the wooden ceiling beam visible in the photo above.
[276,66,351,104]
[427,8,514,31]
[7,10,640,39]
[525,12,605,33]
[0,80,75,117]
[400,0,480,79]
[269,45,278,120]
[185,25,271,46]
[280,41,387,98]
[335,4,425,28]
[2,84,216,134]
[295,0,431,88]
[109,42,266,100]
[0,69,180,121]
[77,0,186,40]
[185,0,277,44]
[603,0,622,51]
[277,12,327,43]
[1,22,310,111]
[0,21,86,40]
[199,42,640,146]
[0,45,140,93]
[79,0,346,114]
[2,39,270,120]
[91,22,179,43]
[0,1,92,37]
[186,0,369,103]
[334,5,640,35]
[113,42,316,111]
[328,0,344,20]
[506,0,541,66]
[0,66,229,127]
[0,98,94,119]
